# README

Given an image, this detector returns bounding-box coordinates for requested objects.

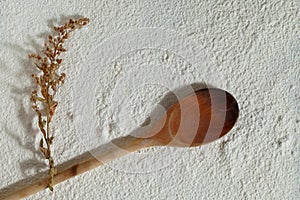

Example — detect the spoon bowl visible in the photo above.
[130,88,239,148]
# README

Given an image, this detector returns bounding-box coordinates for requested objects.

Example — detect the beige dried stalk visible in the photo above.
[29,17,89,191]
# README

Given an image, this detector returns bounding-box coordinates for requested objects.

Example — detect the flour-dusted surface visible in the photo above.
[0,0,299,199]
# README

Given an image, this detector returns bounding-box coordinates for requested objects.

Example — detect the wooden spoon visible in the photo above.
[2,88,239,199]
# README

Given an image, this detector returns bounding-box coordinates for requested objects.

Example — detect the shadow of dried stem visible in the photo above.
[1,124,47,177]
[2,15,90,193]
[2,43,48,176]
[37,14,86,39]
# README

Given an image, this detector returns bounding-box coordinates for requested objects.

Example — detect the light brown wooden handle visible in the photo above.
[1,136,147,200]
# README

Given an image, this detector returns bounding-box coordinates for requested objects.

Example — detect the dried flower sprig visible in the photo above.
[29,17,89,191]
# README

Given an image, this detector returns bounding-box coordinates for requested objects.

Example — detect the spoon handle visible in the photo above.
[1,136,146,200]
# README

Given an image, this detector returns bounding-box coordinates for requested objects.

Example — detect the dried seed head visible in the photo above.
[29,17,89,192]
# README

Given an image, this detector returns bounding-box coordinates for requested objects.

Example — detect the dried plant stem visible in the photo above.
[29,17,89,191]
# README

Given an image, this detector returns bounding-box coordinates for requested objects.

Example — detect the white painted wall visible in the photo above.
[0,0,299,199]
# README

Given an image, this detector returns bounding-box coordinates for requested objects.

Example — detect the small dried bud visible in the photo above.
[56,59,62,64]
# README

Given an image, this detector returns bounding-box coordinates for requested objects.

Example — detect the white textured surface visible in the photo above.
[0,0,299,199]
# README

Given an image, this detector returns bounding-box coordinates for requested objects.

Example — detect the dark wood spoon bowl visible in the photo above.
[150,88,239,147]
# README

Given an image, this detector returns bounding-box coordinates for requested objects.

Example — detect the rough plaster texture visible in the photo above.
[0,0,299,199]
